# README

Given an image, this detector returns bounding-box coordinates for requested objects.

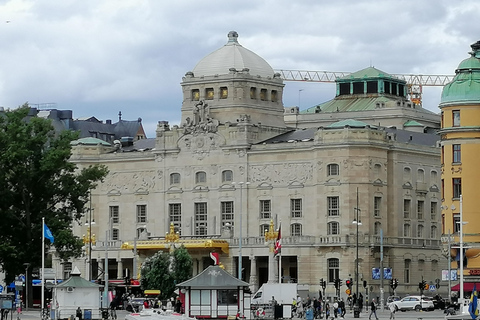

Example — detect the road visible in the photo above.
[15,308,448,320]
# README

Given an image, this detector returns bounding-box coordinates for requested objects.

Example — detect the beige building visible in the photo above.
[60,31,445,301]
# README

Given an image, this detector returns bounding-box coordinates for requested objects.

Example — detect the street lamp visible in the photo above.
[23,263,30,309]
[84,191,95,281]
[232,182,249,280]
[352,202,362,318]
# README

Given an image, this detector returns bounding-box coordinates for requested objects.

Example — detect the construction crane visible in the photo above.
[274,69,455,105]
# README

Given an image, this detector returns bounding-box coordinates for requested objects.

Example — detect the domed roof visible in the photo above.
[192,31,274,78]
[440,40,480,106]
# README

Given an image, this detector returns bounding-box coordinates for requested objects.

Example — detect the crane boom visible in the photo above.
[274,69,455,105]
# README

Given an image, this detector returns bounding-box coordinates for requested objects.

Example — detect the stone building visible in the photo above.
[60,31,445,301]
[440,40,480,292]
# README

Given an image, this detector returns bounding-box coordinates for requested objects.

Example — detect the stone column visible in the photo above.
[117,258,123,279]
[268,250,277,283]
[249,256,258,293]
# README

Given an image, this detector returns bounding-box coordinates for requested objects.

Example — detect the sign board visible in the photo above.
[429,285,436,292]
[442,269,458,281]
[40,268,56,280]
[0,285,3,293]
[345,289,351,295]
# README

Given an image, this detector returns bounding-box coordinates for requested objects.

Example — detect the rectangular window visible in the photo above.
[112,228,119,240]
[221,201,234,231]
[404,260,410,283]
[453,178,462,198]
[250,87,257,99]
[417,200,424,220]
[374,197,381,217]
[136,205,147,223]
[217,289,238,305]
[271,90,278,102]
[169,203,181,234]
[430,202,437,220]
[453,214,460,233]
[205,88,214,100]
[328,259,339,283]
[291,224,302,236]
[327,197,339,216]
[220,87,228,99]
[260,89,267,101]
[403,199,411,219]
[195,202,207,236]
[291,199,302,218]
[109,206,119,223]
[191,89,200,101]
[453,110,460,127]
[453,144,461,163]
[260,200,271,219]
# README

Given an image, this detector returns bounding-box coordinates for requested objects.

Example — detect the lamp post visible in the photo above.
[233,182,249,280]
[23,263,30,309]
[84,191,95,281]
[352,188,362,318]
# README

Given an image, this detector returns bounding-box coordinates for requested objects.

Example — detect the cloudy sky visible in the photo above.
[1,0,479,137]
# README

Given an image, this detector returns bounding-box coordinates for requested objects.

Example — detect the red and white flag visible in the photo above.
[210,252,219,265]
[274,224,281,257]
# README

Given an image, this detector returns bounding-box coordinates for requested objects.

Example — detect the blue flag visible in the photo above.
[469,283,478,319]
[44,224,54,243]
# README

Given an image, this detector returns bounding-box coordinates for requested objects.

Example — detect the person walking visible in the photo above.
[339,298,346,318]
[389,301,396,319]
[369,299,378,320]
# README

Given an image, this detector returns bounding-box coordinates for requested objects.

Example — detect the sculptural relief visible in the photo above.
[249,163,313,184]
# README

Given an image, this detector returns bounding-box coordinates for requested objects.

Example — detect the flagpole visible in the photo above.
[41,217,45,315]
[278,222,282,283]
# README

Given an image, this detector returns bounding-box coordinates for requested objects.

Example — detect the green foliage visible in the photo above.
[140,246,193,300]
[0,104,108,282]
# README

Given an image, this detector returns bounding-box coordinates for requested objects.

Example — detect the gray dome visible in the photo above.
[192,31,275,78]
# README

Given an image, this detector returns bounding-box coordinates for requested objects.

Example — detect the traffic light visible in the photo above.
[320,278,326,289]
[346,278,352,289]
[334,278,340,289]
[419,280,427,290]
[363,280,367,288]
[393,278,398,290]
[389,279,394,289]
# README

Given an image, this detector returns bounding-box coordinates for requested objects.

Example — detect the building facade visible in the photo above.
[440,40,480,286]
[59,31,446,301]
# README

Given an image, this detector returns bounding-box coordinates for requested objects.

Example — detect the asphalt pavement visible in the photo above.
[12,308,448,320]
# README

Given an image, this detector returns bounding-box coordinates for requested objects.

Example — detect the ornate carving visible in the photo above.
[183,100,219,134]
[103,171,157,192]
[249,163,313,184]
[451,166,462,174]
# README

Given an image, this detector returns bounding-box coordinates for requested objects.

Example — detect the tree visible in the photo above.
[140,246,193,300]
[0,104,108,289]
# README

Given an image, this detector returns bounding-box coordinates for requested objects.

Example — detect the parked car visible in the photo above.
[392,295,434,311]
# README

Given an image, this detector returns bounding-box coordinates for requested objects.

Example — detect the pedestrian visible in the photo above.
[358,293,364,312]
[76,307,83,320]
[333,300,339,318]
[369,299,378,320]
[339,298,346,318]
[389,301,396,319]
[175,298,182,313]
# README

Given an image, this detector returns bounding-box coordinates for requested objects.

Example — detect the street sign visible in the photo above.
[346,289,351,295]
[429,285,436,292]
[0,285,3,293]
[424,284,430,290]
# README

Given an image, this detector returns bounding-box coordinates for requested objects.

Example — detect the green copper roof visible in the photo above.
[302,96,393,113]
[338,66,399,81]
[71,137,111,146]
[440,40,480,106]
[327,119,370,128]
[404,120,424,127]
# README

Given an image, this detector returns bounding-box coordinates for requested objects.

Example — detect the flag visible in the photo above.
[44,223,54,243]
[274,224,281,257]
[469,283,478,319]
[210,252,219,265]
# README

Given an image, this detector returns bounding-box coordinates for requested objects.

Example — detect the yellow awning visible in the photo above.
[121,238,229,254]
[144,290,161,295]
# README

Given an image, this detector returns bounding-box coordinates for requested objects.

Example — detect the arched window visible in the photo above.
[196,171,207,184]
[260,224,269,236]
[327,258,339,282]
[417,169,425,182]
[136,227,147,239]
[403,167,411,183]
[291,223,302,236]
[327,222,339,235]
[404,259,411,283]
[170,173,180,185]
[222,170,233,183]
[327,164,339,176]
